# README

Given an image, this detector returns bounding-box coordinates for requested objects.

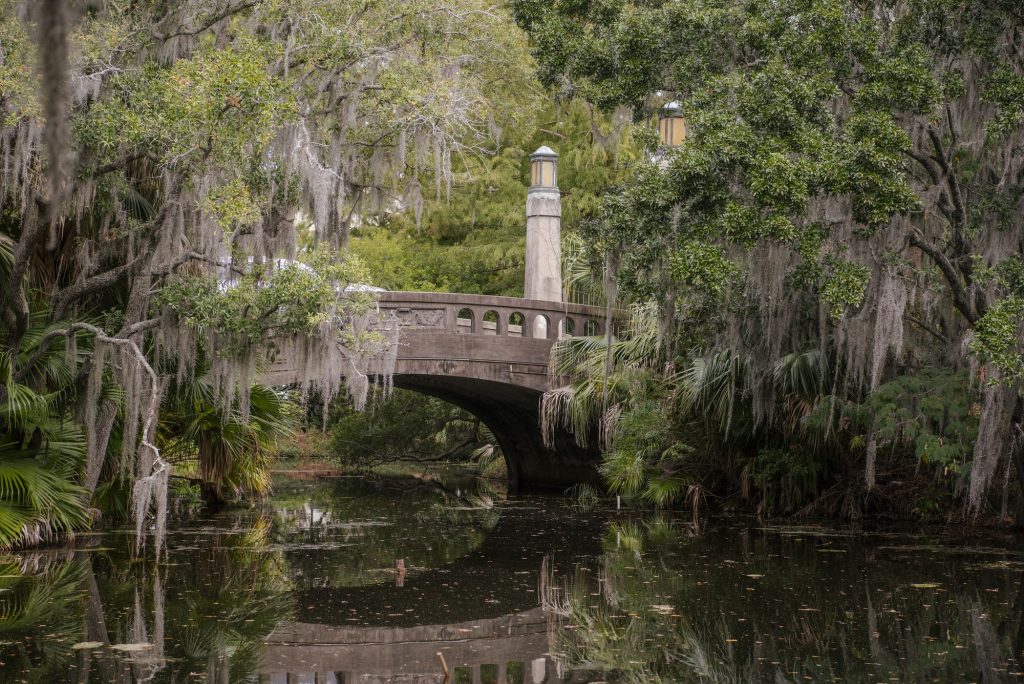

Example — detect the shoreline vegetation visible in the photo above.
[1,1,1023,554]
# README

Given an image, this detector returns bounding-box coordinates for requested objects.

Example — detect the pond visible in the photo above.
[2,473,1024,683]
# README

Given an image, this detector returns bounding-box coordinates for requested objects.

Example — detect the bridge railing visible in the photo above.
[375,291,610,341]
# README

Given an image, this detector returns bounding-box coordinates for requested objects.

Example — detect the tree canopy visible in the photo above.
[514,0,1024,516]
[0,0,537,550]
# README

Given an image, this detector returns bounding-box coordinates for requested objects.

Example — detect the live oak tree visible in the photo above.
[513,0,1024,515]
[0,0,532,549]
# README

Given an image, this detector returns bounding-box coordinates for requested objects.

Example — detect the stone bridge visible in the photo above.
[265,291,609,490]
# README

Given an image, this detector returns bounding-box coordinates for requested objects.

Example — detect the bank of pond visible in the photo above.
[2,472,1024,682]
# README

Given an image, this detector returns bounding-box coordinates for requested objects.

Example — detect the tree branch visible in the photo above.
[153,1,258,41]
[905,314,948,344]
[52,254,147,319]
[927,127,970,259]
[903,149,939,184]
[908,230,978,324]
[13,318,159,383]
[89,152,158,178]
[6,197,48,354]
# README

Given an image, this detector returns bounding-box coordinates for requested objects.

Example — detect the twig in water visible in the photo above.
[437,652,450,683]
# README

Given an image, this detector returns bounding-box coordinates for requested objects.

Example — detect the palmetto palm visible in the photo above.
[545,303,706,507]
[160,363,296,505]
[0,312,91,550]
[544,301,660,445]
[546,298,846,511]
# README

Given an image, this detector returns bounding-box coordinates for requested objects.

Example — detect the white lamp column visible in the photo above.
[524,146,562,303]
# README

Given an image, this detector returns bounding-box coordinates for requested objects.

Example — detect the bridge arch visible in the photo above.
[531,312,550,339]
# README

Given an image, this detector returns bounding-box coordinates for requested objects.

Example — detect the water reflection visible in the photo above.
[1,476,1024,683]
[267,475,503,590]
[546,517,1024,682]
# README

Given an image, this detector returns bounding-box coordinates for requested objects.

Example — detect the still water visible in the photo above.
[2,473,1024,683]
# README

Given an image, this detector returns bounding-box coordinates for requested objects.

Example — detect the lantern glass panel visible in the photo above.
[531,159,557,187]
[670,116,686,146]
[659,115,687,147]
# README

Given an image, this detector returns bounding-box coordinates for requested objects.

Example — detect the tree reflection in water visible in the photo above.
[269,474,502,590]
[544,516,1024,683]
[0,553,85,682]
[3,481,1024,683]
[0,513,292,683]
[0,473,507,683]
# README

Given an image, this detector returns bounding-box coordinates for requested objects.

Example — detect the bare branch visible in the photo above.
[12,318,159,383]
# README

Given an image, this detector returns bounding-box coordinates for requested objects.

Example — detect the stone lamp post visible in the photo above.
[524,146,563,303]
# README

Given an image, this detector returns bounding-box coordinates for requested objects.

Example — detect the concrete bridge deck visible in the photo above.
[371,291,606,389]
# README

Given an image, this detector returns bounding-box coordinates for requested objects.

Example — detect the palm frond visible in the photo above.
[676,350,752,438]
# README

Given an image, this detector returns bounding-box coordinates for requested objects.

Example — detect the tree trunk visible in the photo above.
[1010,396,1024,528]
[200,481,227,510]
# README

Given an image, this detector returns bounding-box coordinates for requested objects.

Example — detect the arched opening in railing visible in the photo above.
[583,319,600,336]
[532,314,550,339]
[560,316,576,337]
[482,309,500,335]
[508,311,524,337]
[457,307,474,333]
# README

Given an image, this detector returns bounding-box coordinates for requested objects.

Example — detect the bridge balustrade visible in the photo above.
[376,291,607,340]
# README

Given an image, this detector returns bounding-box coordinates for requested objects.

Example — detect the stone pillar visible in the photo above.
[524,146,562,302]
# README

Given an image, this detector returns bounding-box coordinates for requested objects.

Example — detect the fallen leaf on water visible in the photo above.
[111,643,153,652]
[71,642,104,650]
[910,583,941,589]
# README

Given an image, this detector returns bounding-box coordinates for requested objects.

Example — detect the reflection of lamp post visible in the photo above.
[524,146,562,303]
[658,100,686,148]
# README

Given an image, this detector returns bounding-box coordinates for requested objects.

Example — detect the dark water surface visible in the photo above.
[3,474,1024,683]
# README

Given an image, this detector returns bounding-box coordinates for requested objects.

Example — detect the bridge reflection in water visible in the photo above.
[259,498,603,684]
[262,606,559,683]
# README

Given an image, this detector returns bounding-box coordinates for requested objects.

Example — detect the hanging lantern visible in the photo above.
[658,101,686,147]
[530,146,559,188]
